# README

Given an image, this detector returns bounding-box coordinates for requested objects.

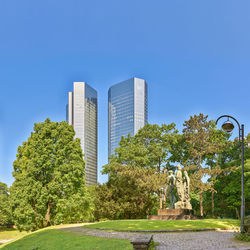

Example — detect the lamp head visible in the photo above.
[222,120,234,133]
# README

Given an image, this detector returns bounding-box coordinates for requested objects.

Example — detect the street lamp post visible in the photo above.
[216,115,245,233]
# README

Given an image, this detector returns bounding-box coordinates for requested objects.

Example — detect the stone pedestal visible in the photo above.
[174,201,192,210]
[131,235,153,249]
[147,209,196,220]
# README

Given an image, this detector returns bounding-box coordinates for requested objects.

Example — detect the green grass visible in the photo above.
[0,224,86,242]
[84,219,240,231]
[235,233,250,242]
[1,229,132,250]
[0,227,28,241]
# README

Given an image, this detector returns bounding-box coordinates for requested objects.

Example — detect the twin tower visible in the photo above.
[66,77,148,185]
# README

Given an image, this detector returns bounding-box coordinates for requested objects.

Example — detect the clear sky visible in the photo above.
[0,0,250,186]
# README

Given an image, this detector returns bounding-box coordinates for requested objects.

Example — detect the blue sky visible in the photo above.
[0,0,250,186]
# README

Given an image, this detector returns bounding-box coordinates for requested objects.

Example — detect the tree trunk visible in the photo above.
[163,189,166,209]
[198,156,203,217]
[235,207,240,219]
[158,158,161,174]
[200,192,203,217]
[45,202,51,227]
[212,191,214,217]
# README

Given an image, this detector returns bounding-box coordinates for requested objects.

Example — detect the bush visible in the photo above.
[244,215,250,235]
[235,233,250,242]
[0,182,13,226]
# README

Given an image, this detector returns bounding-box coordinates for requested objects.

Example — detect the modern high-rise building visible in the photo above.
[67,82,97,185]
[108,77,148,158]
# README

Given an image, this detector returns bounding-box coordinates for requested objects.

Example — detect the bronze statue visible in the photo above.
[159,187,166,209]
[165,170,176,209]
[183,170,192,209]
[159,165,192,210]
[175,165,184,203]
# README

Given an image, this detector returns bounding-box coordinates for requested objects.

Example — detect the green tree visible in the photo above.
[10,118,93,231]
[98,124,177,219]
[182,114,226,217]
[0,182,13,225]
[204,127,230,217]
[213,135,250,218]
[95,163,159,220]
[111,123,178,173]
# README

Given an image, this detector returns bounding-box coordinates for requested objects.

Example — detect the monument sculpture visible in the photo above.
[159,187,166,209]
[148,165,195,220]
[183,170,192,209]
[174,165,192,210]
[165,170,176,209]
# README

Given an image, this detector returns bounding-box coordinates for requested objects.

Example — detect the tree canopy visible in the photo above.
[95,124,177,220]
[4,114,249,226]
[0,182,12,226]
[10,118,93,231]
[95,114,249,220]
[181,114,228,216]
[109,123,178,171]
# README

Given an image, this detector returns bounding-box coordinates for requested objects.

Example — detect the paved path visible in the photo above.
[154,231,250,250]
[0,239,14,244]
[61,227,250,250]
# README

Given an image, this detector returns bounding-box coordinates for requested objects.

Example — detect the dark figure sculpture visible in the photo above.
[183,170,192,209]
[159,165,192,210]
[165,170,176,209]
[174,165,192,210]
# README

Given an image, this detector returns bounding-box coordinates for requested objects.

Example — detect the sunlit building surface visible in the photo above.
[108,77,148,158]
[67,82,97,185]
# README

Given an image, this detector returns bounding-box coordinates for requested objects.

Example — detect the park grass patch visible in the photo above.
[84,219,240,231]
[0,223,87,242]
[1,229,132,250]
[0,227,28,241]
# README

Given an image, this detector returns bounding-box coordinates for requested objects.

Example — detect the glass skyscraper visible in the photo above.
[67,82,97,185]
[108,77,148,158]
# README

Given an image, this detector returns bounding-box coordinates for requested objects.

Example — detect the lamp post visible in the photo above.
[216,115,245,233]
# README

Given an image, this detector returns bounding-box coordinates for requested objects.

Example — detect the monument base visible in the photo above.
[147,209,196,220]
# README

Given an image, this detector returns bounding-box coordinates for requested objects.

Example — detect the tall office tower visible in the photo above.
[108,77,148,158]
[67,82,97,185]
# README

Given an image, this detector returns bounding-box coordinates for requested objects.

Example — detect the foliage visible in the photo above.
[110,123,178,172]
[10,119,93,231]
[84,219,240,231]
[235,233,250,242]
[94,164,159,220]
[189,192,200,215]
[0,182,8,195]
[95,124,179,220]
[1,229,132,250]
[210,138,250,218]
[148,239,159,249]
[180,114,228,216]
[244,215,250,234]
[97,116,249,219]
[0,182,13,226]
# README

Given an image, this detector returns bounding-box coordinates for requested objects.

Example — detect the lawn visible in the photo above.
[1,229,132,250]
[0,224,84,242]
[0,227,28,241]
[84,219,240,231]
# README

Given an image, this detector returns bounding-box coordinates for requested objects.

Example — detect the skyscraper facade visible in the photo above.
[108,77,148,158]
[67,82,97,185]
